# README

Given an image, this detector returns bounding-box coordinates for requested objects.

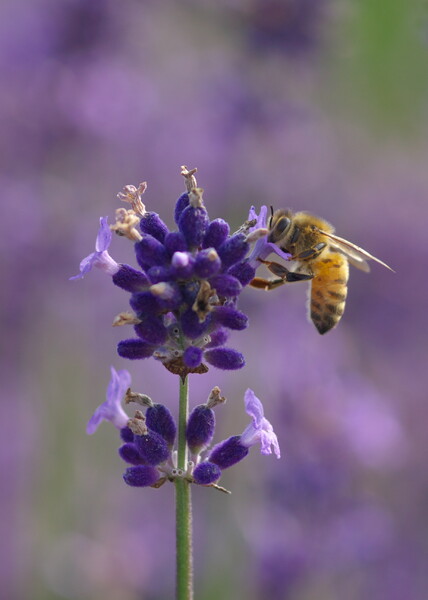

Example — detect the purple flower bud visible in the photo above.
[174,192,190,225]
[117,339,155,360]
[178,204,210,248]
[120,427,134,443]
[205,328,229,348]
[183,346,203,368]
[218,234,250,269]
[140,211,169,242]
[164,231,188,255]
[134,317,168,345]
[203,219,230,249]
[119,443,145,465]
[134,430,170,465]
[113,264,150,292]
[212,306,248,330]
[150,282,183,310]
[135,234,169,269]
[180,281,200,305]
[194,248,222,278]
[146,404,177,447]
[171,252,195,279]
[228,261,256,286]
[193,462,222,485]
[180,308,211,339]
[204,348,245,370]
[129,291,160,316]
[209,436,249,469]
[123,465,161,487]
[147,266,172,284]
[209,274,242,297]
[186,404,215,453]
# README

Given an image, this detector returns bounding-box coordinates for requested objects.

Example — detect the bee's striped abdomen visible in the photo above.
[309,252,349,334]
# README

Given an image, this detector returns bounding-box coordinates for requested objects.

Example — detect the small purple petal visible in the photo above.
[95,216,112,252]
[70,217,118,280]
[86,367,131,434]
[240,389,281,458]
[247,205,291,268]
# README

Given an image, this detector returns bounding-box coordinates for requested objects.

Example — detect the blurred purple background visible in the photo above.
[2,0,427,598]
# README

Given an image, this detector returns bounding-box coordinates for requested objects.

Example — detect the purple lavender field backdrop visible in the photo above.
[2,1,428,599]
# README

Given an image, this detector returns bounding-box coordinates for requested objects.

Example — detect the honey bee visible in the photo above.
[251,209,393,334]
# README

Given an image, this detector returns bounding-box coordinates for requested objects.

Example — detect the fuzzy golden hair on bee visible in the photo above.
[251,209,393,334]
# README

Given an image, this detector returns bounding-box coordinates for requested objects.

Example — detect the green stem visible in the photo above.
[175,376,193,600]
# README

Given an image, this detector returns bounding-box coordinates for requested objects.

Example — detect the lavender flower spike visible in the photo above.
[70,217,119,280]
[240,389,281,458]
[247,206,291,269]
[87,367,131,434]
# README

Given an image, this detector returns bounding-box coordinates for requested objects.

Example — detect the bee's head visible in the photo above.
[267,209,292,243]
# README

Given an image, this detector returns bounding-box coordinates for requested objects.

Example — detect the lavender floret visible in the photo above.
[140,211,169,242]
[186,404,216,453]
[203,218,230,249]
[193,462,222,485]
[204,348,245,370]
[209,436,249,469]
[113,264,150,292]
[123,465,160,487]
[119,443,146,465]
[146,404,177,447]
[134,430,170,465]
[117,339,155,360]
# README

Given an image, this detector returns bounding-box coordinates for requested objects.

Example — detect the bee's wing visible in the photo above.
[319,230,394,272]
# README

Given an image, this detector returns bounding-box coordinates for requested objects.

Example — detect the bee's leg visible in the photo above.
[257,258,313,282]
[250,277,288,290]
[250,262,313,291]
[291,242,327,261]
